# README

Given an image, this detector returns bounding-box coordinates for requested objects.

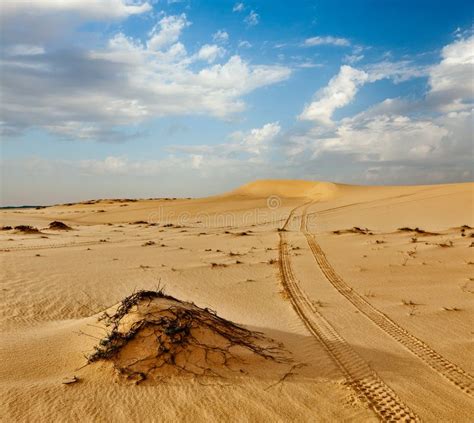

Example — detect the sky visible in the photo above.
[0,0,473,205]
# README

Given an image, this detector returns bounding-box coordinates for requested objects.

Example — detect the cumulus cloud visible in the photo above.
[299,66,368,125]
[212,30,229,44]
[298,58,429,126]
[147,14,190,51]
[0,11,290,140]
[196,44,225,63]
[172,122,281,158]
[288,34,474,183]
[230,122,281,155]
[365,60,428,83]
[303,36,350,47]
[427,35,474,112]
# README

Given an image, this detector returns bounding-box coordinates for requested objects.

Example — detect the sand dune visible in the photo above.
[1,180,473,422]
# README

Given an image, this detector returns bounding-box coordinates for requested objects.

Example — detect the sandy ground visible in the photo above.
[1,180,473,422]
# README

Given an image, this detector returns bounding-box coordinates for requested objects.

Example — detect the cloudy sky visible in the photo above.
[1,0,473,205]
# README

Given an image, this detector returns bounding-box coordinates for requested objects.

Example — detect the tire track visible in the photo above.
[0,238,130,252]
[301,205,474,397]
[279,206,419,422]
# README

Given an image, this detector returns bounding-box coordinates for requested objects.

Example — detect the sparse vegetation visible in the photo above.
[398,227,438,236]
[333,227,372,235]
[14,225,40,234]
[442,306,462,312]
[402,299,419,316]
[88,289,287,383]
[48,221,72,230]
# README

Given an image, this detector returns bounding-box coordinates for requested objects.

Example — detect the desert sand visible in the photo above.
[1,180,473,422]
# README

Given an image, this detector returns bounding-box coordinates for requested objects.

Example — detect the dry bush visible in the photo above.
[333,227,372,235]
[48,221,72,230]
[398,227,438,236]
[88,290,288,383]
[14,225,40,234]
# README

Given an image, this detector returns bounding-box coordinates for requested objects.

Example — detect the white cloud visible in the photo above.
[80,156,129,174]
[308,114,449,161]
[196,44,225,63]
[365,60,428,83]
[238,40,252,48]
[212,30,229,44]
[299,65,368,125]
[0,0,151,45]
[298,59,428,126]
[297,62,323,69]
[172,122,281,158]
[288,34,474,184]
[343,54,364,64]
[75,121,281,177]
[244,11,259,26]
[303,36,350,47]
[0,0,151,20]
[428,35,474,112]
[233,122,281,155]
[191,154,204,169]
[0,14,291,139]
[233,2,245,12]
[147,14,190,51]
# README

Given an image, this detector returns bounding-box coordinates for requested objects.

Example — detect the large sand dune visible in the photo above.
[1,180,473,422]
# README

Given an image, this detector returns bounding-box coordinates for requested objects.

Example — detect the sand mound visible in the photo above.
[230,179,341,200]
[48,221,72,230]
[89,290,288,384]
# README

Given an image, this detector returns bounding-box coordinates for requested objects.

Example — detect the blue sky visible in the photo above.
[1,0,473,205]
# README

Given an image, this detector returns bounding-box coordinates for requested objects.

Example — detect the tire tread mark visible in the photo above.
[302,206,473,397]
[279,206,419,422]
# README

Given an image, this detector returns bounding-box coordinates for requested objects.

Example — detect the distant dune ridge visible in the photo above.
[229,179,341,200]
[1,179,473,422]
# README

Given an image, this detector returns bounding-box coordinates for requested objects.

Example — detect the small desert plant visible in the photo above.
[211,262,227,268]
[48,221,72,230]
[142,241,156,247]
[14,225,40,234]
[442,306,462,312]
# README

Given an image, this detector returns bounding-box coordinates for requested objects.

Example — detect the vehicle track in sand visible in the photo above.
[301,203,474,398]
[278,205,419,422]
[0,238,132,252]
